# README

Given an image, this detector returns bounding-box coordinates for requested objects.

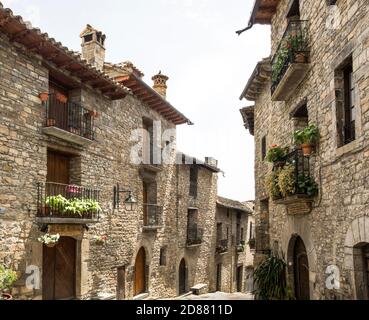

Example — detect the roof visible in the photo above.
[105,64,192,126]
[243,201,255,213]
[240,106,255,136]
[0,3,129,100]
[250,0,279,25]
[217,197,252,214]
[176,152,220,173]
[240,57,271,101]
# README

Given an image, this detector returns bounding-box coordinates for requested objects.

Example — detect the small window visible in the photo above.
[286,0,300,19]
[261,136,267,161]
[335,56,355,147]
[189,166,198,197]
[160,247,167,266]
[83,34,93,43]
[327,0,337,5]
[249,222,254,240]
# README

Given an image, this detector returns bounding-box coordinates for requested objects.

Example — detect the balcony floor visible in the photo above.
[43,126,93,146]
[36,217,99,225]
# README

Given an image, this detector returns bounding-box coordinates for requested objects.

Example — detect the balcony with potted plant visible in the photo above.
[271,20,310,101]
[143,204,163,231]
[41,94,97,146]
[36,182,101,224]
[236,240,246,253]
[216,239,228,255]
[186,224,203,247]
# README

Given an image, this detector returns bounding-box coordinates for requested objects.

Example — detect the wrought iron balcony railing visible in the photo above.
[37,182,101,221]
[271,20,310,95]
[216,239,228,254]
[143,204,162,227]
[45,94,95,141]
[187,224,203,246]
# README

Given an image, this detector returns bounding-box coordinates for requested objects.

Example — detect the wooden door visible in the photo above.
[43,237,76,300]
[216,264,222,292]
[179,259,187,295]
[134,248,146,296]
[236,266,243,292]
[47,151,70,184]
[117,266,126,300]
[294,237,310,300]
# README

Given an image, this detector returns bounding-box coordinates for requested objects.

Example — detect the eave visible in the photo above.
[240,57,271,101]
[0,3,130,100]
[251,0,279,25]
[240,106,255,136]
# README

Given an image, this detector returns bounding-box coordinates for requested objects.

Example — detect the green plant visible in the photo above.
[265,145,289,163]
[297,174,319,197]
[253,252,289,300]
[294,124,320,146]
[38,233,60,245]
[46,195,68,212]
[0,265,18,293]
[278,164,296,198]
[265,170,282,200]
[46,196,101,217]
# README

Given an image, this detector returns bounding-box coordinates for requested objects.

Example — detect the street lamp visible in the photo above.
[113,184,137,211]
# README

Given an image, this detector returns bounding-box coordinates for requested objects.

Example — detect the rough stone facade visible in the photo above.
[241,0,369,300]
[0,5,226,300]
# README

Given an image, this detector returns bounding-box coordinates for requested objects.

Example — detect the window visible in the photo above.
[327,0,337,5]
[160,247,167,266]
[189,166,198,198]
[83,34,93,43]
[286,0,300,19]
[335,56,356,147]
[261,136,267,161]
[142,118,154,164]
[241,228,244,242]
[249,222,254,240]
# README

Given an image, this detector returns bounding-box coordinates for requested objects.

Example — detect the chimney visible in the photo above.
[80,24,106,71]
[205,157,218,168]
[152,71,169,99]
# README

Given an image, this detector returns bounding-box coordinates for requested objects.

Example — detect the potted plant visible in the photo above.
[38,233,60,248]
[89,110,98,118]
[265,145,289,168]
[46,118,56,127]
[39,92,49,102]
[92,235,108,245]
[294,124,320,156]
[55,92,68,104]
[297,174,319,197]
[248,238,256,250]
[0,265,17,300]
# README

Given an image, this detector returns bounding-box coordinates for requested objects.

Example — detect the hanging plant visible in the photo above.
[92,235,108,245]
[38,233,60,248]
[265,170,282,200]
[278,164,296,198]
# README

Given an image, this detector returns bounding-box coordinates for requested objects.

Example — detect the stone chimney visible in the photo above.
[152,71,169,98]
[80,24,106,71]
[205,157,218,168]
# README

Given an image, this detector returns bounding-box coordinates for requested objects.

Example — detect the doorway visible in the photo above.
[117,266,126,300]
[293,236,310,300]
[179,259,188,295]
[216,263,222,292]
[47,150,70,184]
[42,237,76,300]
[236,265,243,292]
[134,248,146,296]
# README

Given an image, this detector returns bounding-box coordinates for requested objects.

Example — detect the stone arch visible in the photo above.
[344,216,369,299]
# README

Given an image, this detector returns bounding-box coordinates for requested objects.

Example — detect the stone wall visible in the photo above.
[0,31,219,300]
[252,0,369,300]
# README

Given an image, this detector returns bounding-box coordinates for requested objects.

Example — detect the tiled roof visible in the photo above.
[217,197,252,214]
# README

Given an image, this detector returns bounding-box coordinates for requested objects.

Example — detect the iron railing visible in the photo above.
[143,204,162,227]
[187,224,203,246]
[216,239,228,254]
[45,94,95,140]
[37,182,100,220]
[271,20,310,94]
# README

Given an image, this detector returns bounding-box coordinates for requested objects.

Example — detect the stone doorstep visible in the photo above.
[133,293,150,300]
[142,226,162,232]
[191,284,208,296]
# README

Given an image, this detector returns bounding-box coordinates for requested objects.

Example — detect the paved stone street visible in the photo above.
[177,292,254,300]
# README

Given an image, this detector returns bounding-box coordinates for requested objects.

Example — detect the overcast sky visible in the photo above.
[2,0,271,201]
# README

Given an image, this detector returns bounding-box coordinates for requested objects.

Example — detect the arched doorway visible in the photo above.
[292,236,310,300]
[42,237,76,300]
[134,247,146,296]
[178,259,188,295]
[353,243,369,300]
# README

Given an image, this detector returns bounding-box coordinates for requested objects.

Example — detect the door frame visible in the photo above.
[178,258,188,295]
[134,247,147,297]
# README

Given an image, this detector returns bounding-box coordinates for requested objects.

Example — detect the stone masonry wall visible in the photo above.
[253,0,369,299]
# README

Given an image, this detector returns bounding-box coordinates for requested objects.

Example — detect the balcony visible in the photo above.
[248,238,256,250]
[271,20,310,101]
[42,94,95,146]
[216,239,228,254]
[273,149,318,215]
[36,182,100,224]
[143,204,162,231]
[187,224,203,247]
[236,241,246,253]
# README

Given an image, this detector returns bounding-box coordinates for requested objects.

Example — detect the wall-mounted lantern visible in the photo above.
[113,184,137,211]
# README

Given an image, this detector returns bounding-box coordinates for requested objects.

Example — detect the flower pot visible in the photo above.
[301,143,313,157]
[39,92,49,102]
[89,110,98,118]
[1,293,13,300]
[47,118,56,127]
[294,52,306,63]
[56,93,68,104]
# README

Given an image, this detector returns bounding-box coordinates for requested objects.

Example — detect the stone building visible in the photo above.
[214,197,254,293]
[239,0,369,300]
[0,3,224,300]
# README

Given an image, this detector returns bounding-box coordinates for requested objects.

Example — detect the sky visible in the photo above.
[2,0,271,201]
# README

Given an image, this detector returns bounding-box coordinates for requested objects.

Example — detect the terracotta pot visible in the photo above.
[56,93,68,104]
[1,293,13,300]
[39,92,49,102]
[301,143,313,156]
[294,52,306,63]
[47,118,56,127]
[89,110,98,118]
